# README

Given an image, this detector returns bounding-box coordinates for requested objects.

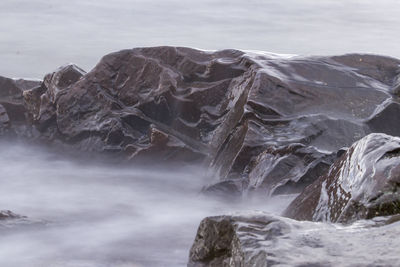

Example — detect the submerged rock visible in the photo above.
[0,76,34,137]
[188,212,400,267]
[2,47,400,194]
[284,133,400,223]
[0,210,25,220]
[0,210,46,232]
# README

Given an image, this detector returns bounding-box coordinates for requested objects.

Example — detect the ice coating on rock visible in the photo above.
[312,180,330,221]
[285,133,400,222]
[338,133,400,199]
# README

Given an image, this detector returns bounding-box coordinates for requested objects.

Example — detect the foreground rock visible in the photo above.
[189,212,400,267]
[2,47,400,195]
[284,133,400,223]
[188,213,289,267]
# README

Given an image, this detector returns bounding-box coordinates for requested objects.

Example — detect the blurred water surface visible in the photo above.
[1,0,399,77]
[1,1,400,266]
[0,142,293,266]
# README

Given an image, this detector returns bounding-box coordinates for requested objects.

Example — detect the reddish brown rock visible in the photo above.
[284,133,400,223]
[2,47,400,193]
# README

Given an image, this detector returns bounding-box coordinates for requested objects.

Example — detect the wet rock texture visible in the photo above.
[188,212,400,267]
[2,47,400,196]
[3,47,400,266]
[284,133,400,223]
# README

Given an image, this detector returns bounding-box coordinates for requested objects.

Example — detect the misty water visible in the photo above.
[0,142,293,266]
[1,0,400,78]
[2,0,400,266]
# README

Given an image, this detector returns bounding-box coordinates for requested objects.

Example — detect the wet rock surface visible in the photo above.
[2,47,400,195]
[189,212,400,267]
[2,47,400,266]
[284,133,400,223]
[188,213,290,267]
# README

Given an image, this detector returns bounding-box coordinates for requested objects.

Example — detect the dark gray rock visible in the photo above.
[201,179,245,200]
[14,78,41,91]
[367,102,400,137]
[0,76,23,99]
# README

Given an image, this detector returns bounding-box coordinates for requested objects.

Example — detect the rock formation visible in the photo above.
[2,47,400,196]
[3,47,400,266]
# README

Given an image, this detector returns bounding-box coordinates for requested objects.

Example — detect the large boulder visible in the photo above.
[188,212,400,267]
[2,47,400,193]
[0,76,22,98]
[0,210,25,220]
[284,133,400,223]
[51,48,247,157]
